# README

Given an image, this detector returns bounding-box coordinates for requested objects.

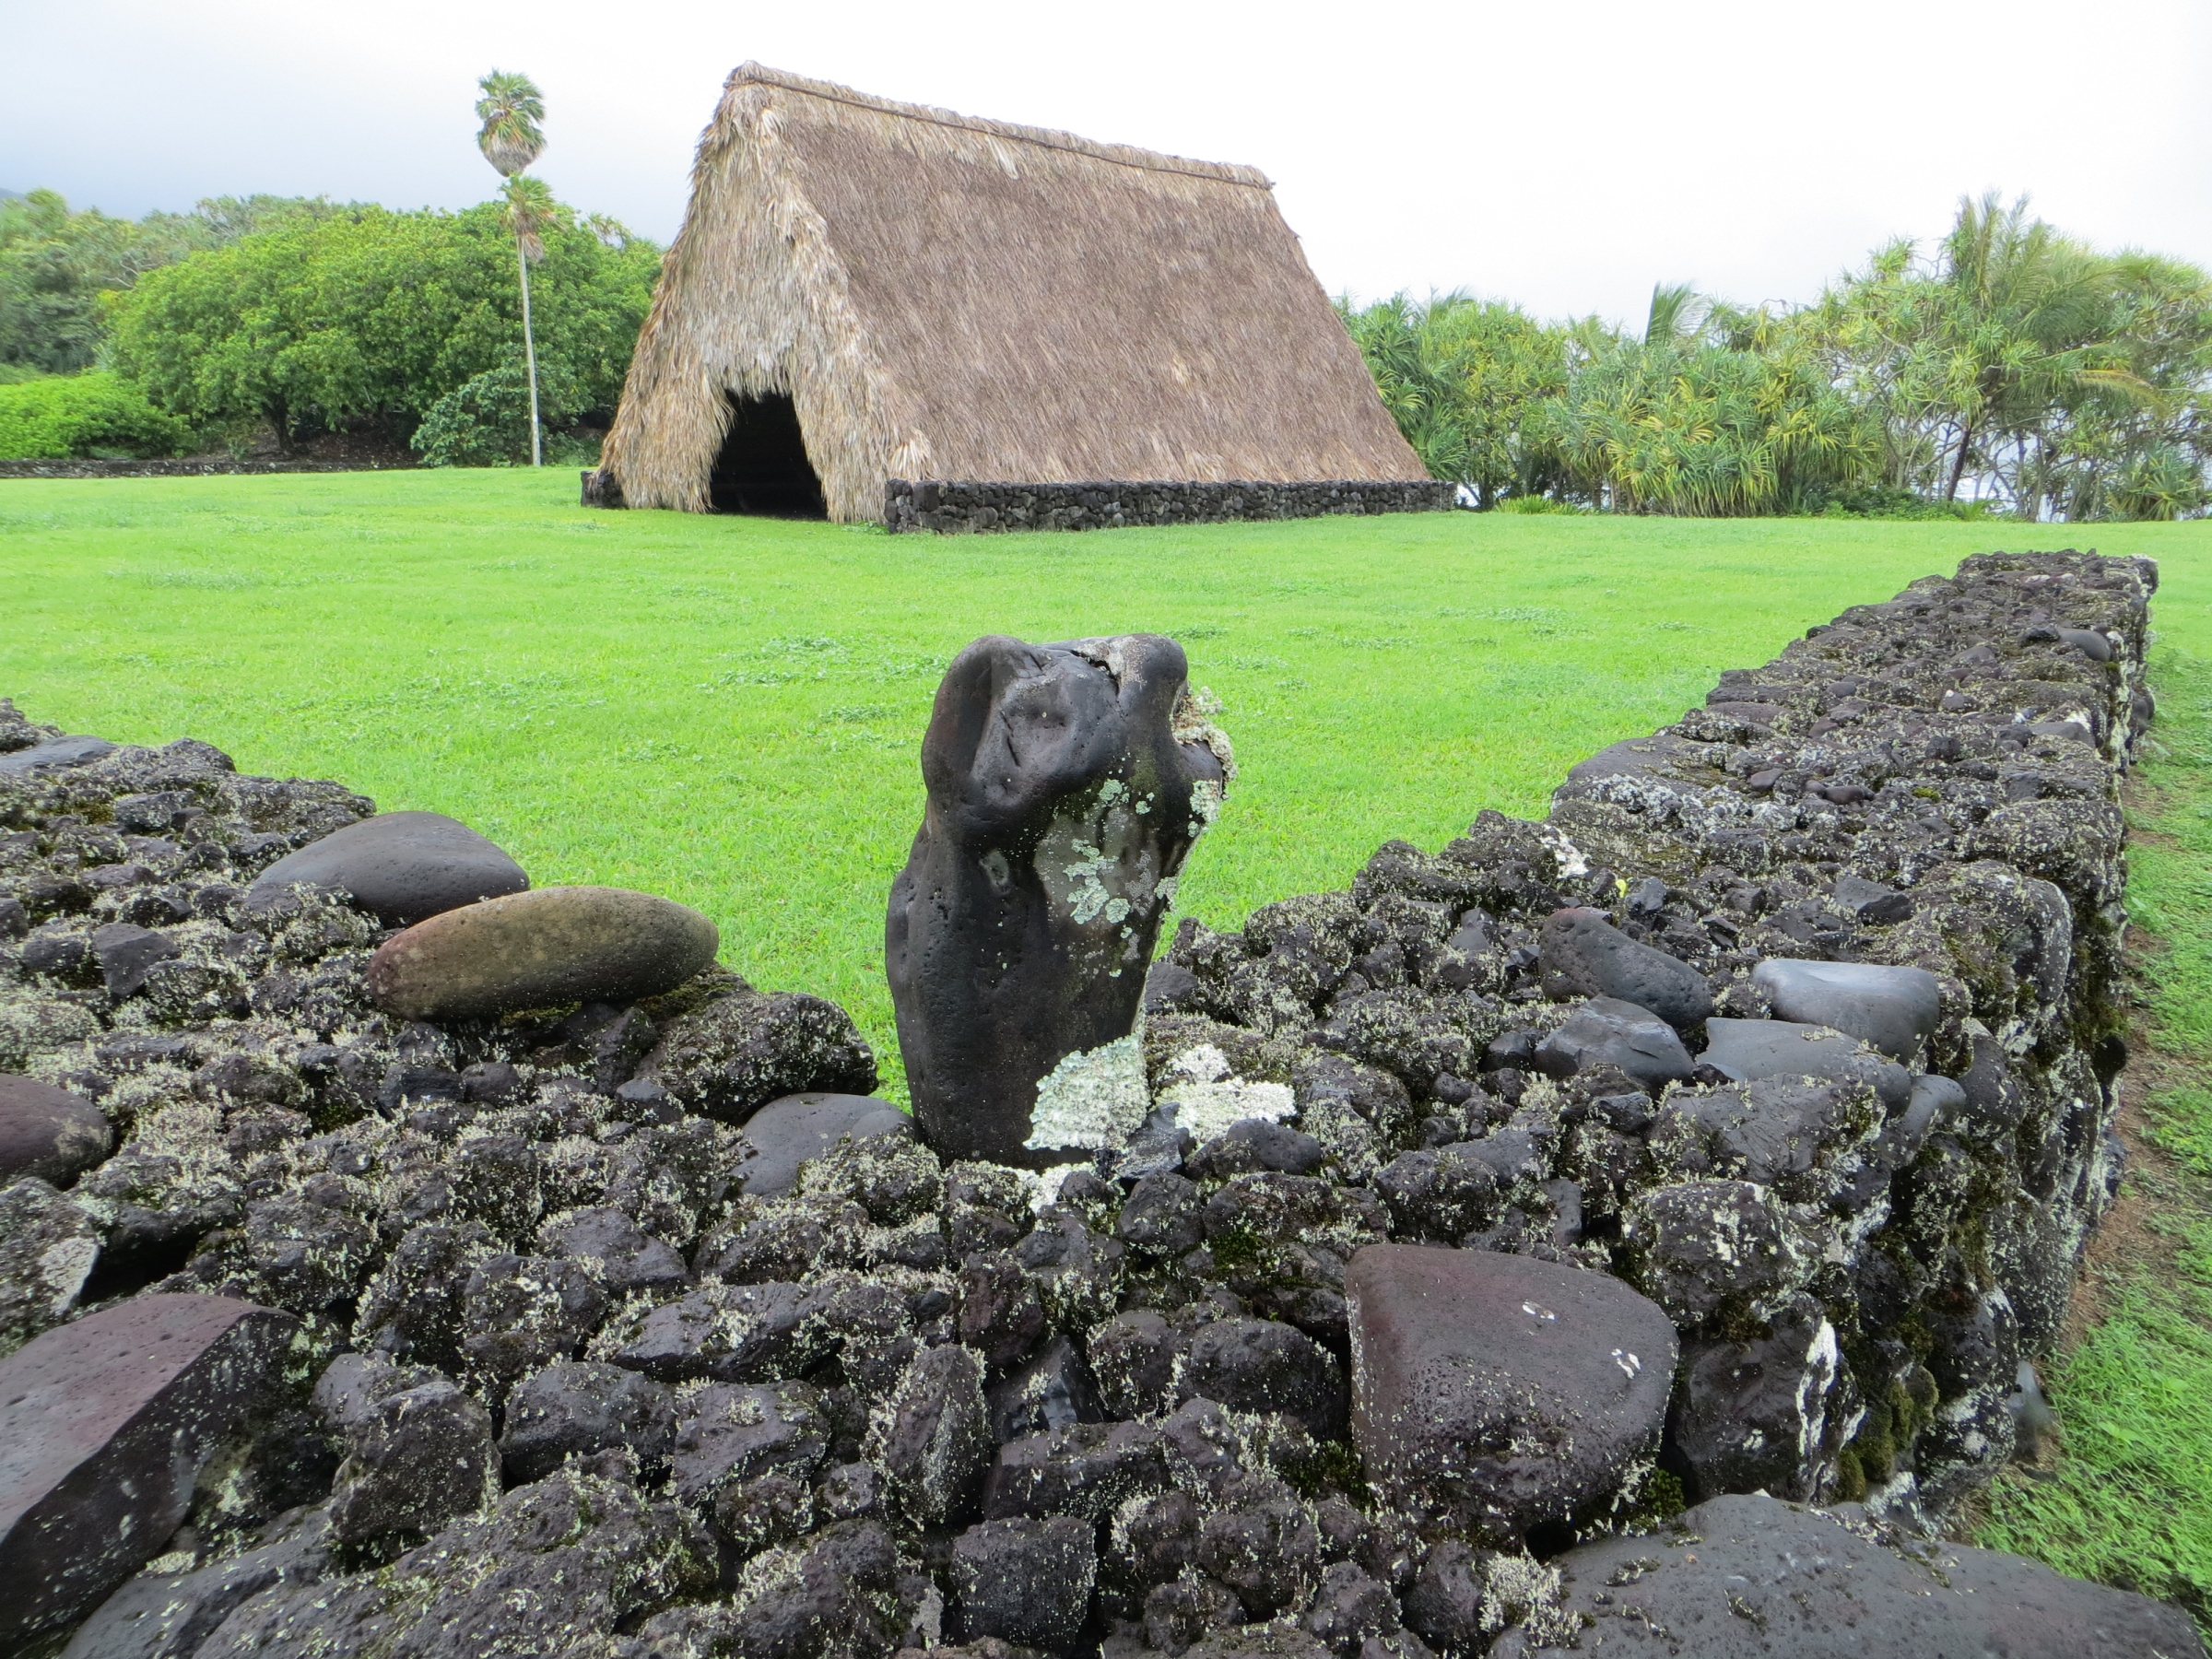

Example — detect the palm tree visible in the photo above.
[476,70,547,465]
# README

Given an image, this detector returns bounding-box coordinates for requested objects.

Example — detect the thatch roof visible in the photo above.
[596,64,1428,522]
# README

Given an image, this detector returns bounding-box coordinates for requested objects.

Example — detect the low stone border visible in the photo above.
[0,459,410,481]
[884,478,1457,533]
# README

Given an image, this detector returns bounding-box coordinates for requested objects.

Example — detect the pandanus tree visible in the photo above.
[475,70,548,465]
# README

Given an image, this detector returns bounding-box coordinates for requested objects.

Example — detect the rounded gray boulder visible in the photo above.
[247,810,528,925]
[366,886,719,1022]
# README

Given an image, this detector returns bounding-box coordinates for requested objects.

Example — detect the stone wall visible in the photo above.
[0,548,2193,1658]
[884,478,1457,533]
[1147,547,2153,1521]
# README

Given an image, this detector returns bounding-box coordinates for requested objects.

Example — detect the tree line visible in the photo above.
[1342,194,2212,520]
[0,188,656,464]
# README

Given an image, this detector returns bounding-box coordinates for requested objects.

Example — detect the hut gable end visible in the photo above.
[598,63,1428,523]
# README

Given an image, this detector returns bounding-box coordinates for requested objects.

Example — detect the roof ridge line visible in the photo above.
[727,61,1274,191]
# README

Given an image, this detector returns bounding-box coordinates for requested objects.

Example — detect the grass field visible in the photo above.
[3,466,2210,1612]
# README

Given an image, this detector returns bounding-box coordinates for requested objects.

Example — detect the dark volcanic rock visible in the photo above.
[1700,1018,1912,1109]
[0,1178,101,1351]
[1539,908,1713,1029]
[194,1467,712,1659]
[954,1514,1098,1652]
[986,1334,1103,1443]
[1532,997,1695,1089]
[869,1340,992,1527]
[1179,1317,1347,1438]
[1666,1293,1841,1501]
[604,1280,826,1384]
[0,1294,298,1648]
[1621,1180,1814,1325]
[887,632,1229,1166]
[366,885,719,1021]
[670,1379,830,1505]
[1187,1118,1326,1180]
[1345,1244,1676,1544]
[0,735,115,775]
[720,1518,903,1659]
[499,1359,677,1485]
[246,810,528,925]
[0,1073,111,1186]
[1747,959,1941,1061]
[58,1508,331,1659]
[326,1371,499,1545]
[1488,1493,2205,1658]
[982,1420,1171,1520]
[537,1205,691,1297]
[643,1000,881,1125]
[735,1091,913,1195]
[90,923,181,997]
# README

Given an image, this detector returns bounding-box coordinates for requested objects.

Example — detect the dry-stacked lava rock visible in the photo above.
[0,548,2197,1659]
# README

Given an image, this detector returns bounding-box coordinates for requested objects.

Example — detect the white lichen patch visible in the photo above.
[1156,1042,1296,1144]
[1538,824,1591,879]
[1027,1031,1150,1152]
[1481,1550,1578,1644]
[35,1237,98,1318]
[1016,1162,1099,1214]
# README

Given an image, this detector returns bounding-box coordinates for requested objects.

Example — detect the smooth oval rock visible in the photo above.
[1749,958,1940,1060]
[735,1091,912,1197]
[1346,1243,1677,1545]
[1540,908,1714,1030]
[365,886,719,1022]
[0,1075,112,1187]
[1701,1017,1912,1109]
[1533,996,1695,1089]
[247,810,528,925]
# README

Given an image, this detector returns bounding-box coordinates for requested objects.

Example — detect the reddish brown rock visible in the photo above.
[0,1293,299,1647]
[1345,1243,1675,1544]
[366,885,719,1022]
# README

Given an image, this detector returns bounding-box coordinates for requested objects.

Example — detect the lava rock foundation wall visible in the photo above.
[884,478,1458,534]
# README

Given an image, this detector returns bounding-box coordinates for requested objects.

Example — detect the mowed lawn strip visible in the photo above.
[3,467,2205,1092]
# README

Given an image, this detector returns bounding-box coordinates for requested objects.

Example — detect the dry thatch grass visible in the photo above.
[597,64,1429,523]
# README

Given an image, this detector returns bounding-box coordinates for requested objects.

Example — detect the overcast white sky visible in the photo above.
[6,0,2209,330]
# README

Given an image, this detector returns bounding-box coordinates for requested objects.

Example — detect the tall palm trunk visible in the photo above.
[516,240,542,468]
[1944,418,1974,500]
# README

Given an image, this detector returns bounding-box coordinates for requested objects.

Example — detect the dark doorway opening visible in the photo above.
[709,393,828,517]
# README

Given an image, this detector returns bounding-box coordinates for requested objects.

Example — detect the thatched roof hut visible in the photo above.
[591,65,1431,524]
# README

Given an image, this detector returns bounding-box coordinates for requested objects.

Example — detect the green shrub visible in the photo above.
[0,371,192,459]
[1497,494,1587,514]
[410,359,580,467]
[1800,484,1997,520]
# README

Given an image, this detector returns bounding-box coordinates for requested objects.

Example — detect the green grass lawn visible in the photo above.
[9,466,2199,1085]
[4,466,2211,1613]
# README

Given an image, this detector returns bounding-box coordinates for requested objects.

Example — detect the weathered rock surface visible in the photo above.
[367,884,720,1020]
[1489,1494,2206,1657]
[59,1507,331,1659]
[888,633,1229,1165]
[498,1359,677,1485]
[0,1072,110,1185]
[736,1091,913,1195]
[1700,1017,1912,1109]
[1532,997,1695,1088]
[1346,1244,1676,1543]
[0,1294,298,1648]
[1539,908,1713,1029]
[246,809,529,924]
[954,1514,1097,1651]
[1748,958,1941,1061]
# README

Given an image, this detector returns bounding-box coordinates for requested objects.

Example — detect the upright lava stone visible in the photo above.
[247,810,529,925]
[887,634,1228,1165]
[0,1294,298,1648]
[366,886,719,1022]
[1345,1243,1676,1545]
